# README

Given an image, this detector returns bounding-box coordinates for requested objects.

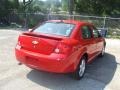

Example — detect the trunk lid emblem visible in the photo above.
[32,40,39,45]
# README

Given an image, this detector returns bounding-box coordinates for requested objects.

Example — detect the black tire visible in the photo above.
[73,56,86,80]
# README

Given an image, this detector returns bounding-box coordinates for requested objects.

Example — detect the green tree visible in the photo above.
[61,0,68,11]
[0,0,11,18]
[28,0,47,13]
[0,0,19,25]
[0,0,19,17]
[61,0,120,16]
[45,0,61,13]
[74,0,120,16]
[61,0,74,14]
[10,0,19,9]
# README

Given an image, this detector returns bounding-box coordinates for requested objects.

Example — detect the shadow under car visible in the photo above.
[27,53,117,90]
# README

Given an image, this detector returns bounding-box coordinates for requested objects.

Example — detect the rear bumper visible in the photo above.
[15,48,76,73]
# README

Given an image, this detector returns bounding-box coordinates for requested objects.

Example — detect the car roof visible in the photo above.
[47,20,93,26]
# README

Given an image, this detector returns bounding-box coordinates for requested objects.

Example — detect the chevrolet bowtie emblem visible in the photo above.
[32,40,39,45]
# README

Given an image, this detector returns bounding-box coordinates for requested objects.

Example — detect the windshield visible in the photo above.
[33,22,75,36]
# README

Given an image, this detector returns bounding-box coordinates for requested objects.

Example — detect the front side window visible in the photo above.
[81,26,92,39]
[33,22,75,36]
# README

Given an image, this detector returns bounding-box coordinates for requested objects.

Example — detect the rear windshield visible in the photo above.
[33,22,75,36]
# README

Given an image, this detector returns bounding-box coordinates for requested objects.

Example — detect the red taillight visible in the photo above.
[16,36,22,50]
[54,43,72,54]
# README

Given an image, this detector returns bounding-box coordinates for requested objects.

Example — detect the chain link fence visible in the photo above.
[8,13,47,29]
[7,13,120,38]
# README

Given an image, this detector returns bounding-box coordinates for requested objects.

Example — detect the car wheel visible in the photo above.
[100,46,105,57]
[73,56,86,80]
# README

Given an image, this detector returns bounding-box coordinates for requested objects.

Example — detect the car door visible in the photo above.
[91,26,103,54]
[80,25,97,61]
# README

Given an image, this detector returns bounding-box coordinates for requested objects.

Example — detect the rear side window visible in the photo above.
[33,22,75,36]
[81,26,92,39]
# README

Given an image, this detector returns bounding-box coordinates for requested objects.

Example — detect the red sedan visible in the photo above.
[15,20,106,80]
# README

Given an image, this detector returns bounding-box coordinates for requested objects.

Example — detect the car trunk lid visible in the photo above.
[18,32,63,55]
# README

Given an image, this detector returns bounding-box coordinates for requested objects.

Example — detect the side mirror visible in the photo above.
[28,29,32,32]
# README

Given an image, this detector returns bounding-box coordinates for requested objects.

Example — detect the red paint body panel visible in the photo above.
[15,20,105,73]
